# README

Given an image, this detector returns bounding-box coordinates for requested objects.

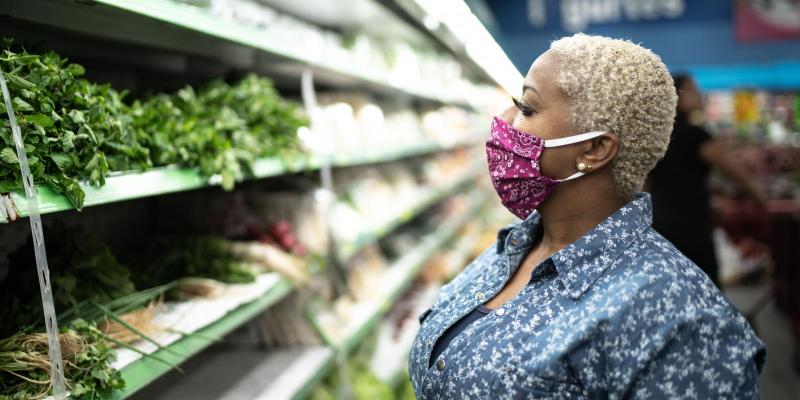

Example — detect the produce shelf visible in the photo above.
[334,192,486,355]
[108,275,294,399]
[384,234,479,387]
[1,0,468,106]
[0,139,477,223]
[373,0,521,95]
[337,164,480,260]
[130,346,335,400]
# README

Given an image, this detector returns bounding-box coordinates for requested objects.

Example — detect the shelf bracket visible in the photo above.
[0,69,67,398]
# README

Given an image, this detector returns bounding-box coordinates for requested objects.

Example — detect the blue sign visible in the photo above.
[480,0,800,89]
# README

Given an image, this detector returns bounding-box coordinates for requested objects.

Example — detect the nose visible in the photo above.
[500,105,517,124]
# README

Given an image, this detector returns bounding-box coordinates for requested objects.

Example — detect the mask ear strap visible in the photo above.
[558,171,585,182]
[544,131,606,147]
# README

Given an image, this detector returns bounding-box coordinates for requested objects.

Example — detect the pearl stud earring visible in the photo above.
[577,162,588,171]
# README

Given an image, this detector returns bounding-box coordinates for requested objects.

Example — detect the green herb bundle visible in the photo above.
[0,319,124,400]
[0,224,136,338]
[0,40,147,209]
[136,235,257,288]
[1,39,308,209]
[130,74,308,189]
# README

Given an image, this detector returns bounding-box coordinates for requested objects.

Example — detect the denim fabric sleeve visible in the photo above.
[620,310,765,399]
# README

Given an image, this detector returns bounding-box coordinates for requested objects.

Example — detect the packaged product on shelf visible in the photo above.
[229,241,310,284]
[347,245,389,302]
[330,201,371,244]
[230,189,329,255]
[173,277,227,299]
[309,92,485,157]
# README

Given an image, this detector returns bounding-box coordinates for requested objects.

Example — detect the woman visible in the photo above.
[409,34,765,399]
[648,74,767,288]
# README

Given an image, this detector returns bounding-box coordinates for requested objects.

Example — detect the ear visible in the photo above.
[577,133,619,172]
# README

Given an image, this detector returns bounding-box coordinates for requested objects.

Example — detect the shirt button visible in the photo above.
[496,308,506,316]
[436,357,446,371]
[475,292,485,301]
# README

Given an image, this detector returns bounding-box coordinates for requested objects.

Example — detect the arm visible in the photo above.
[700,139,768,207]
[622,311,765,399]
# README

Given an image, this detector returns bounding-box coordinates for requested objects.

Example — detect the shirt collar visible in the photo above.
[495,193,654,299]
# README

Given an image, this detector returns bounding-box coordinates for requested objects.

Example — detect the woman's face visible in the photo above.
[503,51,583,180]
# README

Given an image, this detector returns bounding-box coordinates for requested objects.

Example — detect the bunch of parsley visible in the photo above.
[0,40,148,209]
[0,319,124,400]
[129,74,308,190]
[1,40,307,209]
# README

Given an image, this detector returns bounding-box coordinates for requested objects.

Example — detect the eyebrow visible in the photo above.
[522,84,541,99]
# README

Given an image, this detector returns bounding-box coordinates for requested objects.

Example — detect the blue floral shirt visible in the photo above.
[409,193,765,399]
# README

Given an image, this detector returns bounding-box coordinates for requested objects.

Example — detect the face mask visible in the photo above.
[485,116,606,219]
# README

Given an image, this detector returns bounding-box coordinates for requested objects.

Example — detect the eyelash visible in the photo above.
[512,97,536,117]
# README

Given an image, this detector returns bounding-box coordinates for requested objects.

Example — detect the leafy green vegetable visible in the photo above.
[136,236,258,288]
[1,40,308,209]
[0,224,135,338]
[129,74,308,190]
[0,319,124,400]
[0,41,147,209]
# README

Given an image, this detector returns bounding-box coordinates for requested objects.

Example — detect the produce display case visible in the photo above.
[0,1,516,399]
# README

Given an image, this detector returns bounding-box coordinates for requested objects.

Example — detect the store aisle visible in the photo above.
[726,284,800,399]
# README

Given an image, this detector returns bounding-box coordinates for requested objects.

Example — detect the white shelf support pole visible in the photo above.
[0,69,67,399]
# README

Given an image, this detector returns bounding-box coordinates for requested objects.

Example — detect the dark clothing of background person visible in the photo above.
[649,115,720,287]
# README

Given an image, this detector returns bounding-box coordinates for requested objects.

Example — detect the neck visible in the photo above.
[536,177,626,251]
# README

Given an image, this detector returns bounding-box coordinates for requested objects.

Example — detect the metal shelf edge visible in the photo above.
[4,140,476,222]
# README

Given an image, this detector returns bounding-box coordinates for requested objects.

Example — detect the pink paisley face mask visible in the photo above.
[486,117,607,219]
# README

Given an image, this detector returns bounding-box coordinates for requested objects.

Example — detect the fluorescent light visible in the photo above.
[415,0,523,94]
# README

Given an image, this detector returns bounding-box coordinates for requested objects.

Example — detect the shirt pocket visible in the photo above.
[491,365,587,400]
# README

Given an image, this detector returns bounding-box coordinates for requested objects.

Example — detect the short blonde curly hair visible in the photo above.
[549,34,677,198]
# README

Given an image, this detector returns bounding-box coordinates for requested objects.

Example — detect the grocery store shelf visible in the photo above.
[1,0,468,105]
[338,164,480,260]
[385,235,478,387]
[0,138,477,223]
[219,347,335,400]
[374,0,488,80]
[336,192,486,355]
[133,346,335,400]
[109,276,294,399]
[374,0,522,94]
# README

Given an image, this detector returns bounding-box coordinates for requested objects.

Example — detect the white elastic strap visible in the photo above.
[544,131,607,147]
[558,171,585,182]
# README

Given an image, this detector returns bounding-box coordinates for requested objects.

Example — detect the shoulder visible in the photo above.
[597,228,763,356]
[609,227,718,297]
[589,231,765,393]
